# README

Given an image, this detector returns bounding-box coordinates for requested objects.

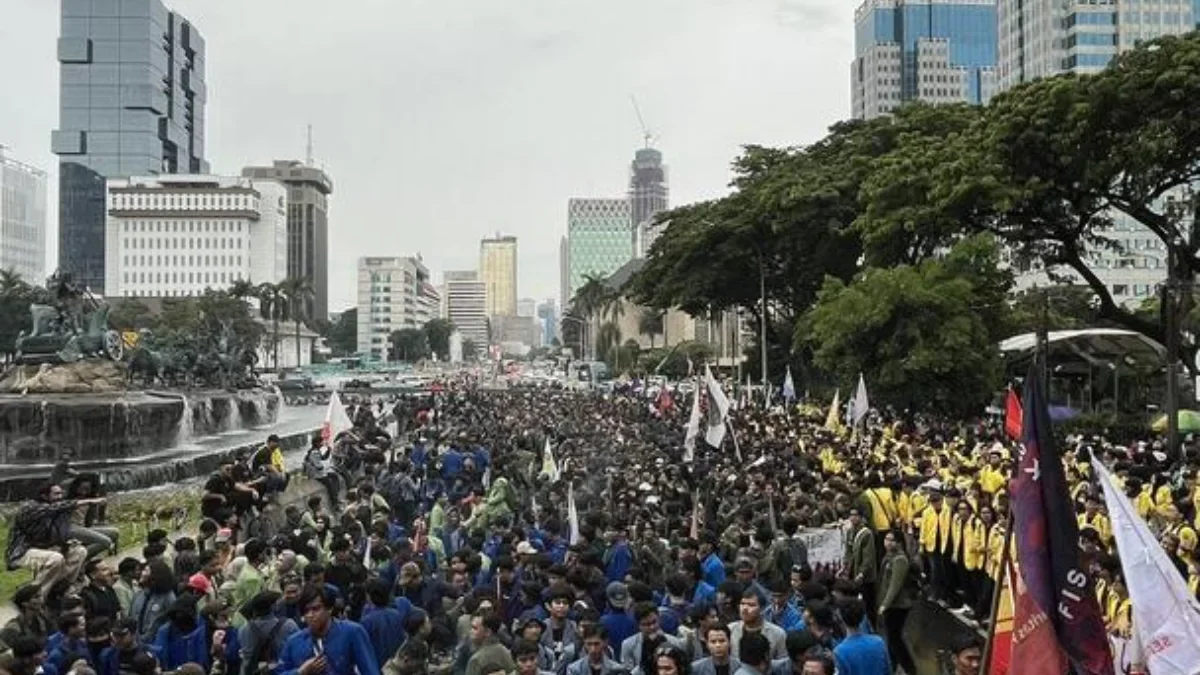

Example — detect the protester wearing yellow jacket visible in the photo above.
[1078,496,1112,546]
[919,491,950,603]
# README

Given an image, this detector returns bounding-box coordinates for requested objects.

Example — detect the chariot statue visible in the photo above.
[14,271,124,365]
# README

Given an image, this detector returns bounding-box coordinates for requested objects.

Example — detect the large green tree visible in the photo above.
[799,236,1010,417]
[328,308,358,356]
[422,318,455,361]
[389,328,427,362]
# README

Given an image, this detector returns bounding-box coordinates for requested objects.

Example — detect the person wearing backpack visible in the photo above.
[236,591,297,675]
[876,528,917,675]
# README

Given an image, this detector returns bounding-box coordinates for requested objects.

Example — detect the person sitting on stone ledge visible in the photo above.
[5,484,95,597]
[66,478,119,558]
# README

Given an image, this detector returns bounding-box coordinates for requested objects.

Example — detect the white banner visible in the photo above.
[796,527,845,568]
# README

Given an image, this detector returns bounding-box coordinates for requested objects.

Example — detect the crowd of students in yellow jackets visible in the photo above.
[829,429,1200,640]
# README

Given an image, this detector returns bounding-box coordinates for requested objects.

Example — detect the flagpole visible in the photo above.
[981,514,1016,675]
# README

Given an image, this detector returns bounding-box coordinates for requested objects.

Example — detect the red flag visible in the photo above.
[1011,364,1113,675]
[1004,389,1023,440]
[656,386,674,414]
[1004,558,1067,675]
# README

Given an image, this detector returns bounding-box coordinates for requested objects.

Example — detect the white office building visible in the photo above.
[444,270,489,346]
[0,151,48,284]
[104,175,287,298]
[356,256,431,361]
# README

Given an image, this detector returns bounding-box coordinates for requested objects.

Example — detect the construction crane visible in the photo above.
[630,95,655,148]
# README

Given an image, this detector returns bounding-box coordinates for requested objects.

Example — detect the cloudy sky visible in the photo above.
[1,0,853,313]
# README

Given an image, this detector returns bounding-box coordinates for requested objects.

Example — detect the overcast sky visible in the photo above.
[1,0,853,313]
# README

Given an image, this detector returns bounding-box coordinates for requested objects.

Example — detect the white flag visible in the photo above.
[704,365,730,448]
[322,391,354,444]
[683,378,701,462]
[567,483,581,545]
[782,367,796,404]
[851,373,870,427]
[539,437,560,483]
[1091,454,1200,675]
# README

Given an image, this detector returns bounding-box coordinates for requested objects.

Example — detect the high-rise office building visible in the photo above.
[0,150,48,284]
[53,0,208,294]
[851,0,998,119]
[630,147,668,256]
[356,256,430,360]
[559,235,570,317]
[995,0,1192,304]
[479,235,517,317]
[104,175,287,298]
[997,0,1193,92]
[443,270,489,345]
[565,198,633,309]
[537,300,558,347]
[242,161,334,321]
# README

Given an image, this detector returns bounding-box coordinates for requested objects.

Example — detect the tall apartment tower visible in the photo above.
[851,0,998,120]
[242,161,334,321]
[479,234,517,317]
[629,147,668,257]
[0,150,48,284]
[53,0,208,294]
[997,0,1194,92]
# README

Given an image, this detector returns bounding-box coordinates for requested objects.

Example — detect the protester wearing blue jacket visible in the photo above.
[359,581,406,666]
[275,587,380,675]
[150,598,209,671]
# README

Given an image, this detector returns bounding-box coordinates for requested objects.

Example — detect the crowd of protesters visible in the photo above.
[22,373,1173,675]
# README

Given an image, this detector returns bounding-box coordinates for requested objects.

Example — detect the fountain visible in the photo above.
[0,274,317,500]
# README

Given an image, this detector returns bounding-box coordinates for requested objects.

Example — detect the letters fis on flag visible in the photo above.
[1010,362,1113,675]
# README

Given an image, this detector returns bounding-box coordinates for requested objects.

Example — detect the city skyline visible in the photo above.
[1,0,851,311]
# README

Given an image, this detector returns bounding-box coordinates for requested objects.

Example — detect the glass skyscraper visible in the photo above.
[564,198,633,308]
[52,0,207,294]
[851,0,998,119]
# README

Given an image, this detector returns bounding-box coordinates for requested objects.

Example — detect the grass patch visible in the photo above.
[0,487,204,600]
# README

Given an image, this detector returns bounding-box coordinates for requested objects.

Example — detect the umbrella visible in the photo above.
[1151,410,1200,434]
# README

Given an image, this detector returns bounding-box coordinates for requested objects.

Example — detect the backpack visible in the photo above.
[249,619,286,674]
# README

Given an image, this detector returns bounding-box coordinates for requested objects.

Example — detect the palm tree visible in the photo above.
[571,274,610,359]
[596,321,622,367]
[257,282,287,371]
[638,309,665,349]
[280,277,314,370]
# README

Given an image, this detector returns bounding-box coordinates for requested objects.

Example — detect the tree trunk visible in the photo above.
[272,316,280,372]
[294,317,301,370]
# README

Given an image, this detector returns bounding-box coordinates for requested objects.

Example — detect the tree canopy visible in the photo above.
[627,33,1200,414]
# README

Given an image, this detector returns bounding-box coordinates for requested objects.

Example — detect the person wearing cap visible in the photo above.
[600,582,636,654]
[98,618,142,675]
